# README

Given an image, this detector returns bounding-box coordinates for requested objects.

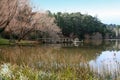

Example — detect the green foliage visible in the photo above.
[53,12,111,39]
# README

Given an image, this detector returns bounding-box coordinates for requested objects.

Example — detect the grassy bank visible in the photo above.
[0,38,38,45]
[0,38,9,45]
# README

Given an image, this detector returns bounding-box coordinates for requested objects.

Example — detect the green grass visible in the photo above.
[0,38,9,45]
[0,38,38,45]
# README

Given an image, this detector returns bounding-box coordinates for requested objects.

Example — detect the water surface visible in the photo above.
[0,39,120,79]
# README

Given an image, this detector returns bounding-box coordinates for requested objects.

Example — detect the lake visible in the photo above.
[0,39,120,79]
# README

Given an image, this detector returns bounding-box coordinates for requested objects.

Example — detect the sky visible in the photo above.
[31,0,120,25]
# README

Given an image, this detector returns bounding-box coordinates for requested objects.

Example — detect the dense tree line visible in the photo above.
[53,12,112,39]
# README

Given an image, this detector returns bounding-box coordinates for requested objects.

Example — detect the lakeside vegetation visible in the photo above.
[0,63,98,80]
[0,44,114,80]
[0,41,119,80]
